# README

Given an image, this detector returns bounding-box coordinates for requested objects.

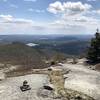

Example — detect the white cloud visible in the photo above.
[0,15,33,24]
[24,0,37,2]
[90,9,100,16]
[47,1,64,14]
[47,1,100,34]
[0,15,13,22]
[48,1,92,15]
[5,18,33,24]
[28,8,34,12]
[48,13,100,34]
[0,14,47,34]
[0,13,99,35]
[87,0,97,2]
[2,0,37,2]
[28,8,45,13]
[63,2,91,13]
[10,4,18,8]
[3,0,7,2]
[0,0,7,2]
[35,9,45,13]
[94,10,100,15]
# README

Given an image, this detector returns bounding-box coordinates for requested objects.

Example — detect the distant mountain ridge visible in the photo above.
[0,34,93,43]
[0,34,93,59]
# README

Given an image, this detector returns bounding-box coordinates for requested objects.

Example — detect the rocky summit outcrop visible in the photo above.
[0,61,99,100]
[38,69,95,100]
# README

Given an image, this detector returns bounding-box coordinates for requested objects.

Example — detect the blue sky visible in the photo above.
[0,0,100,35]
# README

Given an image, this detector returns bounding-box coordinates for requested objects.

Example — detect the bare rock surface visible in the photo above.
[0,74,49,100]
[0,61,99,100]
[56,63,100,100]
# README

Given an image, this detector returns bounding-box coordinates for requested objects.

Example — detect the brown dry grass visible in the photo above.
[49,70,66,97]
[95,63,100,71]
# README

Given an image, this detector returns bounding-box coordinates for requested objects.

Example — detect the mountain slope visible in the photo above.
[0,42,47,70]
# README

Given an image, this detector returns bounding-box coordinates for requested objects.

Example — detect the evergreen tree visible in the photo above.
[87,29,100,63]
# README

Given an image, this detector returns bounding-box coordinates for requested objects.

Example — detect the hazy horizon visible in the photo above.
[0,33,94,36]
